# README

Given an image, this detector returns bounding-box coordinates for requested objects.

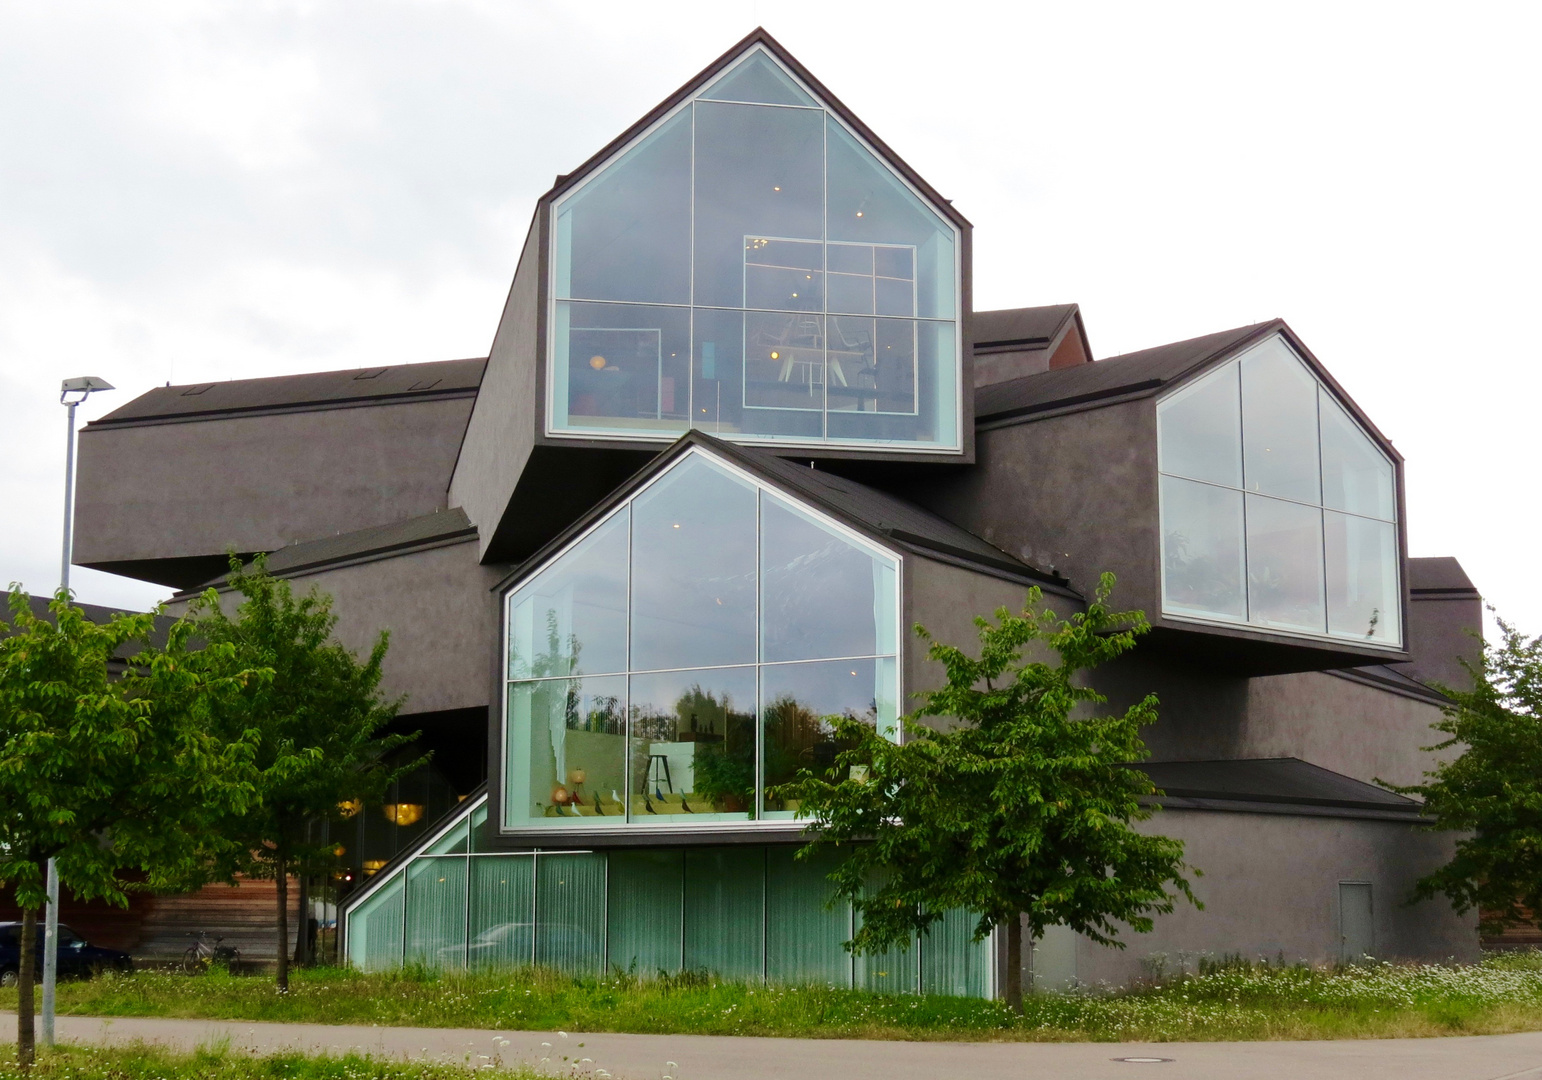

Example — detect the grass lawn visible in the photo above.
[0,1043,541,1079]
[7,953,1542,1042]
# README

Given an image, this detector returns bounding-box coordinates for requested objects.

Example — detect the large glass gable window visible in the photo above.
[503,448,901,831]
[549,45,961,452]
[1157,334,1401,647]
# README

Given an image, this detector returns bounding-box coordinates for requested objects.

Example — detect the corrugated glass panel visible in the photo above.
[765,845,850,986]
[468,854,534,970]
[684,847,764,979]
[920,908,991,998]
[406,856,467,969]
[855,870,917,993]
[536,853,606,975]
[607,849,684,976]
[347,870,404,972]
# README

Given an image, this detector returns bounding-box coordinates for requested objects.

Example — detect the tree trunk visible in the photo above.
[17,906,37,1068]
[1005,915,1024,1013]
[293,873,309,967]
[274,855,290,993]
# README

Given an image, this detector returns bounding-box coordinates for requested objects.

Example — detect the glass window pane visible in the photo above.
[469,803,494,853]
[509,507,628,680]
[1159,476,1246,621]
[684,847,765,979]
[761,492,897,662]
[698,50,818,107]
[824,317,916,416]
[1326,512,1401,645]
[535,853,605,975]
[744,311,827,414]
[552,302,691,434]
[690,306,747,436]
[694,102,823,309]
[762,658,895,818]
[1158,362,1242,487]
[607,849,683,976]
[424,817,469,856]
[827,117,955,320]
[630,454,758,671]
[468,854,534,970]
[629,667,756,822]
[745,237,823,311]
[825,319,955,446]
[856,873,917,993]
[504,675,627,828]
[554,109,691,304]
[1320,389,1396,521]
[1245,494,1326,633]
[1241,337,1321,504]
[406,856,467,969]
[920,908,991,998]
[765,845,850,986]
[347,870,404,972]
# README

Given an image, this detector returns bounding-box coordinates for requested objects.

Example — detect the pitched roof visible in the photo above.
[975,322,1276,423]
[1135,757,1421,816]
[1408,556,1479,596]
[182,508,477,594]
[497,430,1072,597]
[972,305,1081,352]
[90,357,486,428]
[3,594,177,657]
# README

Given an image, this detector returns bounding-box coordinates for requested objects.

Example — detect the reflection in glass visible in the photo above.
[468,855,534,969]
[761,493,897,662]
[535,853,606,975]
[825,320,954,445]
[553,302,690,433]
[508,509,628,680]
[744,311,827,413]
[761,658,895,818]
[406,857,467,969]
[1241,338,1321,504]
[1320,390,1395,521]
[630,455,758,671]
[1160,476,1246,621]
[1326,512,1400,643]
[629,667,756,822]
[698,49,819,107]
[1245,494,1326,633]
[505,676,627,828]
[1157,362,1241,488]
[554,109,691,305]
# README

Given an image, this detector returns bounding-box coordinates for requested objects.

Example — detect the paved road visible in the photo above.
[5,1012,1542,1080]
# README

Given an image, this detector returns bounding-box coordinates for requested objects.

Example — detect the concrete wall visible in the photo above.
[1064,809,1475,986]
[1402,592,1484,692]
[449,219,541,562]
[74,396,472,569]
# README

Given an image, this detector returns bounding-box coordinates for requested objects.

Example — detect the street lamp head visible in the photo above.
[60,376,114,405]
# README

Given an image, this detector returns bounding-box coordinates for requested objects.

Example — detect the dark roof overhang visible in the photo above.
[1130,757,1426,821]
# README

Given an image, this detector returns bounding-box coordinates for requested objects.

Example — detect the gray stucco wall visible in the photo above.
[1401,593,1484,692]
[1065,809,1475,987]
[449,220,540,561]
[74,397,472,566]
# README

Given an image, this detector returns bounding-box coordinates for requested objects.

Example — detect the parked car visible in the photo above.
[0,922,132,987]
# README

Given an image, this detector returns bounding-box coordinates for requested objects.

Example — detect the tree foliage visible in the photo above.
[775,574,1198,1007]
[188,556,420,991]
[0,588,261,1064]
[1392,615,1542,933]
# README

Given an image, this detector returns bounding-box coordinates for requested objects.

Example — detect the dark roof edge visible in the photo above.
[1325,665,1449,706]
[1146,795,1427,822]
[84,386,480,430]
[541,28,970,232]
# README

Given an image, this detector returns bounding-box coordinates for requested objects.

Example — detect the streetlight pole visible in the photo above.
[45,376,114,1048]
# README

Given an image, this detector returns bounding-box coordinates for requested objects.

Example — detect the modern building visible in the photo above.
[71,30,1483,994]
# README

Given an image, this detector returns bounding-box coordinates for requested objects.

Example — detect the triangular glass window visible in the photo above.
[698,49,818,107]
[549,44,961,452]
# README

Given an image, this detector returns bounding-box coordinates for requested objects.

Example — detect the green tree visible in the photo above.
[189,556,419,992]
[776,575,1198,1010]
[1392,615,1542,932]
[0,588,260,1066]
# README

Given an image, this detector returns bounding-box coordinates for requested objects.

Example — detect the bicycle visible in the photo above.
[182,930,241,974]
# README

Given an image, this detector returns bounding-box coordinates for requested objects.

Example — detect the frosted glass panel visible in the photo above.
[766,845,850,985]
[1160,476,1246,621]
[607,849,683,976]
[1245,494,1326,633]
[921,908,991,998]
[406,857,467,969]
[469,855,534,970]
[508,509,628,680]
[684,847,764,979]
[348,871,404,972]
[1158,362,1241,488]
[536,854,606,975]
[1326,512,1400,644]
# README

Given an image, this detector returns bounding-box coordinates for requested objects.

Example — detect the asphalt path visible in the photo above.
[6,1012,1542,1079]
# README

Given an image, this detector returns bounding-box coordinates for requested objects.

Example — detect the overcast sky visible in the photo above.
[2,1,1537,639]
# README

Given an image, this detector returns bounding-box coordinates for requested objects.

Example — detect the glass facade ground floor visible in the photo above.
[344,794,993,997]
